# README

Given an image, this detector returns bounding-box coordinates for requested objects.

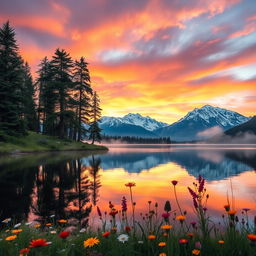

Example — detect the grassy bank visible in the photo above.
[0,132,107,154]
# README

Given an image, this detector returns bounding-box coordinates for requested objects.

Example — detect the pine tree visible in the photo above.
[51,49,74,138]
[21,62,37,131]
[0,21,25,137]
[88,91,102,144]
[73,57,92,141]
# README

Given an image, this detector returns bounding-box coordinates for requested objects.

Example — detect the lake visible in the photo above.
[0,144,255,226]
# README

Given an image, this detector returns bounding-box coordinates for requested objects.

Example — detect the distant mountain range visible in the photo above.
[100,105,251,141]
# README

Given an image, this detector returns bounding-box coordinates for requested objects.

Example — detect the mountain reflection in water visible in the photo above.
[0,145,255,224]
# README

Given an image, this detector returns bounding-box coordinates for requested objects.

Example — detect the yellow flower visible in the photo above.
[192,249,201,255]
[84,237,100,248]
[34,224,41,228]
[58,219,67,223]
[158,242,166,247]
[218,240,225,244]
[176,215,186,222]
[12,229,23,234]
[161,224,172,230]
[148,235,156,240]
[5,235,17,241]
[159,253,167,256]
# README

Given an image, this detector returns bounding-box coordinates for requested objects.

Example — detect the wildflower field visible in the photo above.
[0,177,255,256]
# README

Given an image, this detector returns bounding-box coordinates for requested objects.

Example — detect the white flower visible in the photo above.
[2,218,11,223]
[117,234,129,243]
[50,215,55,218]
[25,222,33,226]
[79,228,86,233]
[138,240,143,244]
[50,231,57,234]
[14,223,21,228]
[47,242,52,245]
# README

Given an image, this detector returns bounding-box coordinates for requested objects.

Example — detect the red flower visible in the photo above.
[125,226,131,232]
[102,231,111,237]
[19,248,30,255]
[171,180,178,186]
[29,239,49,247]
[125,182,136,187]
[224,204,230,212]
[59,231,70,239]
[179,238,188,244]
[109,209,118,217]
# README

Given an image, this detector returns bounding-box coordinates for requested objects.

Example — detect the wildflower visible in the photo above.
[179,239,188,244]
[198,178,205,193]
[218,240,225,244]
[84,237,100,248]
[148,235,156,240]
[227,210,236,215]
[138,240,143,244]
[125,226,131,232]
[192,249,201,255]
[12,229,23,234]
[187,232,194,238]
[164,201,171,212]
[19,248,30,255]
[2,218,11,223]
[59,231,70,239]
[191,222,197,228]
[50,214,55,218]
[193,198,198,209]
[46,223,52,227]
[14,223,21,228]
[195,241,201,249]
[247,234,256,242]
[25,222,32,226]
[97,206,102,218]
[171,180,178,186]
[159,253,167,256]
[102,232,110,237]
[5,235,17,241]
[188,187,198,199]
[161,224,172,230]
[163,232,168,237]
[58,219,67,223]
[79,228,86,233]
[158,242,166,247]
[111,227,117,232]
[224,205,230,212]
[161,212,170,219]
[122,196,127,212]
[176,215,186,222]
[117,234,129,243]
[125,182,136,187]
[34,224,41,228]
[30,239,49,247]
[242,208,250,212]
[50,231,57,234]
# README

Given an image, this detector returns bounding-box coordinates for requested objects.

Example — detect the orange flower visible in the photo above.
[102,231,111,237]
[46,223,52,227]
[12,229,23,234]
[179,239,188,244]
[218,240,225,244]
[19,248,30,255]
[192,249,201,255]
[58,219,67,223]
[176,215,186,222]
[187,232,194,238]
[158,242,166,247]
[247,234,256,242]
[227,210,236,216]
[224,205,230,212]
[29,239,49,247]
[148,235,156,240]
[163,232,168,237]
[34,224,41,228]
[5,235,17,241]
[161,224,172,230]
[125,182,136,187]
[159,253,167,256]
[84,237,100,248]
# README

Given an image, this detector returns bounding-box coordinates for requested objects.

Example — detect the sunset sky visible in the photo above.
[1,0,256,123]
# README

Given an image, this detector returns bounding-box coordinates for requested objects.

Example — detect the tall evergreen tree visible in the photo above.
[51,49,74,138]
[21,62,37,131]
[73,57,92,141]
[88,91,102,144]
[0,21,25,137]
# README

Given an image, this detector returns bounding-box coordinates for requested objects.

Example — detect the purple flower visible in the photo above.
[188,187,198,199]
[190,222,197,228]
[121,196,127,212]
[193,198,198,209]
[162,212,170,219]
[198,178,205,193]
[97,206,102,218]
[195,241,201,249]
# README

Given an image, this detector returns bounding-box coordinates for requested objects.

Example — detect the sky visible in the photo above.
[0,0,256,123]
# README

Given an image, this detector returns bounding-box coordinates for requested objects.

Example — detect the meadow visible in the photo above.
[0,177,255,256]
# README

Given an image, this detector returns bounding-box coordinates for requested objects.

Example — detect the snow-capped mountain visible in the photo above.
[156,105,250,141]
[101,113,168,131]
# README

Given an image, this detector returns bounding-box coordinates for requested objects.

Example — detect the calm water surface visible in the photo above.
[0,144,255,225]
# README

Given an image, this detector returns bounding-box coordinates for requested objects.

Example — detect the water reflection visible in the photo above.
[0,146,255,223]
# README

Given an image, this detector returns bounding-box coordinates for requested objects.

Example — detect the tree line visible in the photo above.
[0,21,102,143]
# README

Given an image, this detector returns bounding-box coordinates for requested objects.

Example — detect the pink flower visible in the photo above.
[162,212,170,219]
